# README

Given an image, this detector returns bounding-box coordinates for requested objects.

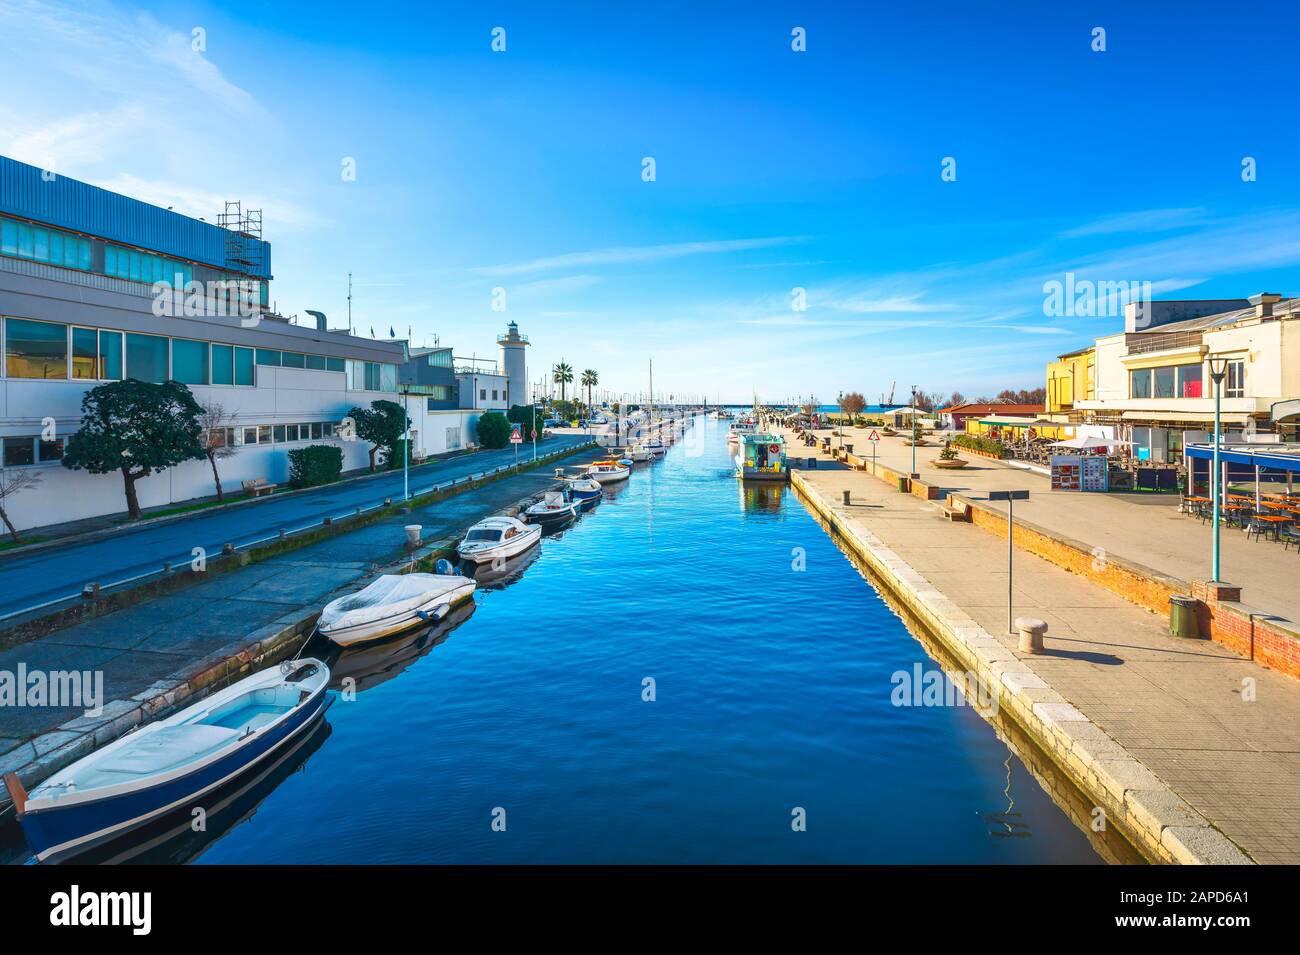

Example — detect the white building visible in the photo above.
[0,156,408,531]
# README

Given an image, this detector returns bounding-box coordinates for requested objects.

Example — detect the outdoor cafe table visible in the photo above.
[1251,515,1292,540]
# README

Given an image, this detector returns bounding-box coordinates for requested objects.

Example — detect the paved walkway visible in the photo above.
[801,424,1298,622]
[0,453,586,768]
[0,435,590,620]
[793,459,1300,863]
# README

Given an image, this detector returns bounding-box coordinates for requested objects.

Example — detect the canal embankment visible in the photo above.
[0,443,597,814]
[787,460,1285,864]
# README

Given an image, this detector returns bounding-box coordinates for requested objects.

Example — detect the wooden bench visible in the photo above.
[241,477,277,497]
[941,498,972,522]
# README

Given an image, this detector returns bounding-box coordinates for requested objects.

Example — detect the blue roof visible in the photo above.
[0,156,271,278]
[1185,443,1300,472]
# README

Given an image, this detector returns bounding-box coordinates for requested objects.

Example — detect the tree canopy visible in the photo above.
[348,399,408,470]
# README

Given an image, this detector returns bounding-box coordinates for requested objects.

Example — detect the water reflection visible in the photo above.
[458,544,540,590]
[739,481,785,512]
[325,600,478,695]
[55,716,332,865]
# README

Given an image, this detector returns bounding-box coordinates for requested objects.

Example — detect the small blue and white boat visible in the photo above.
[4,658,330,863]
[563,477,602,508]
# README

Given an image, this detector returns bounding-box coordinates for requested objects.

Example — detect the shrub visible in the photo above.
[951,434,1006,458]
[939,444,958,460]
[387,439,413,470]
[288,444,344,488]
[476,411,512,449]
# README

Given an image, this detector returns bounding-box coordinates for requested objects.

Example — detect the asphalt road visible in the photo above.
[0,435,593,619]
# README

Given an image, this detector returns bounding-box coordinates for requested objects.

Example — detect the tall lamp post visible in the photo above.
[910,384,919,478]
[1208,355,1228,581]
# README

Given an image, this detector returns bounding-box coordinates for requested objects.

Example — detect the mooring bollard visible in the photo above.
[405,524,422,548]
[1016,617,1048,654]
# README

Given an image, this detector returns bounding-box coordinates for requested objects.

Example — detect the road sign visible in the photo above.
[988,490,1029,501]
[509,424,523,444]
[868,430,880,442]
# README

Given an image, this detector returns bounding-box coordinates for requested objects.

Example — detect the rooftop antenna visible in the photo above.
[347,273,353,335]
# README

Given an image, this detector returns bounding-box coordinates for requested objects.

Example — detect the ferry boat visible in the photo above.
[5,658,330,863]
[735,432,789,482]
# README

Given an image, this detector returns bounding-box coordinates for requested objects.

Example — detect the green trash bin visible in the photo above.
[897,476,910,494]
[1169,595,1200,639]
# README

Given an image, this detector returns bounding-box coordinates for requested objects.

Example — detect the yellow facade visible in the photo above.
[1046,347,1095,415]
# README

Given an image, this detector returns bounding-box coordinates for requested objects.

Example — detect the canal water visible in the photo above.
[12,417,1107,864]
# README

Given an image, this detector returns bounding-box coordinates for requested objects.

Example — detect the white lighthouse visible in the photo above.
[497,320,530,407]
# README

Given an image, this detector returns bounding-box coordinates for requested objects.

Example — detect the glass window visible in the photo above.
[125,333,169,382]
[33,228,49,261]
[1177,365,1202,398]
[327,356,345,372]
[323,422,334,436]
[49,233,63,265]
[234,346,255,386]
[273,425,286,442]
[285,424,299,442]
[241,427,258,445]
[281,351,305,368]
[480,389,487,401]
[1129,368,1152,399]
[258,426,272,444]
[2,437,34,466]
[305,354,326,370]
[381,363,397,392]
[38,437,64,462]
[17,223,33,258]
[5,318,68,379]
[172,339,209,385]
[1225,360,1245,398]
[0,219,16,255]
[98,330,123,380]
[256,349,281,366]
[211,344,234,385]
[72,327,98,379]
[311,423,323,439]
[78,239,91,271]
[1153,365,1176,399]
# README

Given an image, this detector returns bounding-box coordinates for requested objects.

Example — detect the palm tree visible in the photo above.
[581,369,598,415]
[553,361,574,403]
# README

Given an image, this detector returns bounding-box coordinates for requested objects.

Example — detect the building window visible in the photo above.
[172,339,209,385]
[282,351,306,368]
[1225,360,1245,398]
[235,346,255,386]
[286,425,299,441]
[38,437,64,462]
[305,354,326,370]
[2,436,35,466]
[326,357,345,372]
[491,389,498,400]
[311,423,323,439]
[256,349,281,367]
[72,327,98,380]
[480,388,487,401]
[241,427,258,445]
[125,333,169,383]
[98,330,123,380]
[1129,368,1152,399]
[1153,366,1176,399]
[0,217,91,271]
[5,317,67,379]
[212,344,235,385]
[273,425,286,442]
[1177,365,1202,398]
[258,426,272,444]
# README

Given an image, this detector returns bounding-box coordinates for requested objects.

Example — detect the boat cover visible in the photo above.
[319,574,470,633]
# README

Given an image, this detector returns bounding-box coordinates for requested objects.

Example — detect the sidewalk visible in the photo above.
[792,459,1300,863]
[804,424,1298,625]
[0,449,590,812]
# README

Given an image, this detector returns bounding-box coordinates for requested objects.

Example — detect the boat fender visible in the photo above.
[434,558,456,576]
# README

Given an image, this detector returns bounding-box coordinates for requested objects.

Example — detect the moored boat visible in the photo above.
[587,459,630,483]
[317,572,476,646]
[457,515,542,564]
[563,478,602,510]
[735,432,789,482]
[524,492,579,528]
[5,658,331,863]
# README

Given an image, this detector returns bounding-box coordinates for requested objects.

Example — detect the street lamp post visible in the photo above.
[1208,356,1228,581]
[910,384,919,478]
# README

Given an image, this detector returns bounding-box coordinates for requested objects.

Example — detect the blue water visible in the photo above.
[10,417,1103,864]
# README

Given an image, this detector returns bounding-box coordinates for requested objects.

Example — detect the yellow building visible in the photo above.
[1046,345,1095,417]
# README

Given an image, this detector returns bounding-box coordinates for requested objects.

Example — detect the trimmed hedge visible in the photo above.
[951,433,1007,458]
[476,411,512,449]
[288,444,344,488]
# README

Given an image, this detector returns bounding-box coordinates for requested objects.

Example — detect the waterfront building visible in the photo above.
[939,402,1045,434]
[1070,294,1300,462]
[0,155,405,531]
[1045,346,1095,420]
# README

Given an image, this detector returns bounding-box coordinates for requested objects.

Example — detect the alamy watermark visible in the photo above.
[1042,272,1151,322]
[0,664,104,717]
[151,279,263,326]
[891,662,998,716]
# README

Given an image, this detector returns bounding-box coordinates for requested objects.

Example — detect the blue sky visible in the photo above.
[1,0,1297,403]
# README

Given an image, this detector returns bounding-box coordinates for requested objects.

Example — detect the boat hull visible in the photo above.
[18,686,329,863]
[458,525,542,564]
[319,586,475,646]
[588,468,629,484]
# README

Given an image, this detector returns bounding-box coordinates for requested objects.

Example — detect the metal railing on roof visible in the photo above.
[1126,330,1204,355]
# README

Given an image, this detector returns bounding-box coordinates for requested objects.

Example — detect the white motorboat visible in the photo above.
[457,515,541,564]
[6,658,330,863]
[316,573,477,646]
[587,459,630,483]
[626,445,653,462]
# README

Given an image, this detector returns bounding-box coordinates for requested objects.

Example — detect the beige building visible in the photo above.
[1073,293,1300,463]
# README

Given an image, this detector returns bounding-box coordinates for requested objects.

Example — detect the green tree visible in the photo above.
[347,399,408,472]
[476,411,512,449]
[62,380,206,520]
[581,368,598,415]
[552,361,574,402]
[507,404,543,437]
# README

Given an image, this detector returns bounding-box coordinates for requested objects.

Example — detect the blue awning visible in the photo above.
[1185,443,1300,472]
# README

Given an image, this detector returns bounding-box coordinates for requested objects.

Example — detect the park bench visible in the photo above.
[941,498,972,523]
[241,477,277,498]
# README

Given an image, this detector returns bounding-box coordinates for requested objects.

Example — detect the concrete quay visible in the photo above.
[788,457,1300,864]
[0,444,598,818]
